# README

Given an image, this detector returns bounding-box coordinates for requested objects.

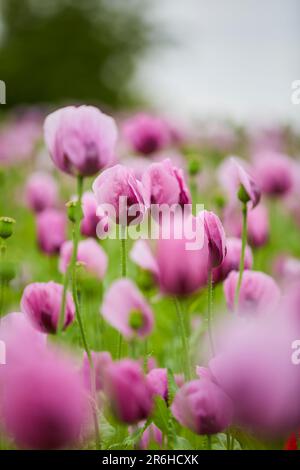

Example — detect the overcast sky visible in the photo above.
[135,0,300,126]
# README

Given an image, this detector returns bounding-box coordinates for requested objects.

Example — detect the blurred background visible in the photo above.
[0,0,299,126]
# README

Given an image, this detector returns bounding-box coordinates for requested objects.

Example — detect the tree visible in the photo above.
[0,0,154,109]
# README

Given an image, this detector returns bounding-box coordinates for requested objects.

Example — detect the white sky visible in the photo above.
[134,0,300,126]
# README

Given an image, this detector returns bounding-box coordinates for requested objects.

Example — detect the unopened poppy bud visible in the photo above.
[0,217,16,239]
[237,184,251,204]
[66,200,83,224]
[129,309,144,330]
[188,159,201,176]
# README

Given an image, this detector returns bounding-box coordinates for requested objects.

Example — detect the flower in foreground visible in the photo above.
[44,105,117,176]
[171,379,233,435]
[21,282,75,334]
[208,315,300,437]
[104,359,154,424]
[101,278,154,339]
[224,270,281,315]
[1,349,88,449]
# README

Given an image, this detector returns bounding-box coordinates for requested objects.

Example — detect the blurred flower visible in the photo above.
[104,359,153,424]
[21,282,75,334]
[212,237,253,283]
[25,171,58,213]
[224,270,281,315]
[92,164,149,226]
[254,152,294,196]
[147,368,168,402]
[142,158,191,207]
[101,278,154,339]
[81,351,112,392]
[36,208,66,255]
[138,423,163,450]
[44,105,117,176]
[59,238,108,281]
[209,315,300,437]
[81,191,107,238]
[224,203,269,248]
[218,157,260,209]
[171,379,233,435]
[130,215,209,296]
[122,113,170,155]
[0,115,40,165]
[273,255,300,283]
[202,210,227,268]
[1,349,88,449]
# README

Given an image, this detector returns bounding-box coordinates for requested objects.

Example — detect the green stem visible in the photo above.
[174,297,191,381]
[207,434,212,450]
[120,228,127,277]
[207,268,215,356]
[0,241,7,319]
[117,330,123,360]
[234,203,248,309]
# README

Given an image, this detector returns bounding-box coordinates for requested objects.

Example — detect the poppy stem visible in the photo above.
[207,268,215,356]
[117,226,127,360]
[174,297,191,381]
[0,241,6,319]
[207,434,212,450]
[234,202,248,309]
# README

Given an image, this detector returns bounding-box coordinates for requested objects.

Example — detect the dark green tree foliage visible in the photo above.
[0,0,153,109]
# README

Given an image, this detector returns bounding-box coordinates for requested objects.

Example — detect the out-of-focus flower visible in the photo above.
[171,379,233,435]
[284,432,300,450]
[36,208,66,255]
[44,105,117,176]
[92,164,149,226]
[202,210,227,268]
[253,152,294,197]
[21,282,75,334]
[142,158,191,207]
[224,270,281,315]
[59,238,108,281]
[1,349,88,449]
[138,423,163,450]
[281,280,300,325]
[208,315,300,438]
[104,359,154,424]
[130,215,209,296]
[81,191,108,238]
[25,172,58,213]
[0,115,40,165]
[81,351,112,392]
[147,368,168,402]
[101,279,154,339]
[224,203,269,248]
[122,113,170,155]
[218,157,260,209]
[273,255,300,283]
[212,237,253,283]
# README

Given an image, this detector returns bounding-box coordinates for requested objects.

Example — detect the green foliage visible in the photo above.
[0,0,155,108]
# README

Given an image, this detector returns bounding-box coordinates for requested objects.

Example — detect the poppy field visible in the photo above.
[0,106,300,451]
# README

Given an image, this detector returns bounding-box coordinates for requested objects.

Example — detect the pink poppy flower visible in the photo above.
[36,208,67,255]
[21,282,75,334]
[59,238,108,281]
[224,270,281,315]
[103,359,154,424]
[44,105,117,176]
[101,278,154,339]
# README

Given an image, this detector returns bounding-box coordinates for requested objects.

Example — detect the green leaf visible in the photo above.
[152,396,170,435]
[167,368,178,405]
